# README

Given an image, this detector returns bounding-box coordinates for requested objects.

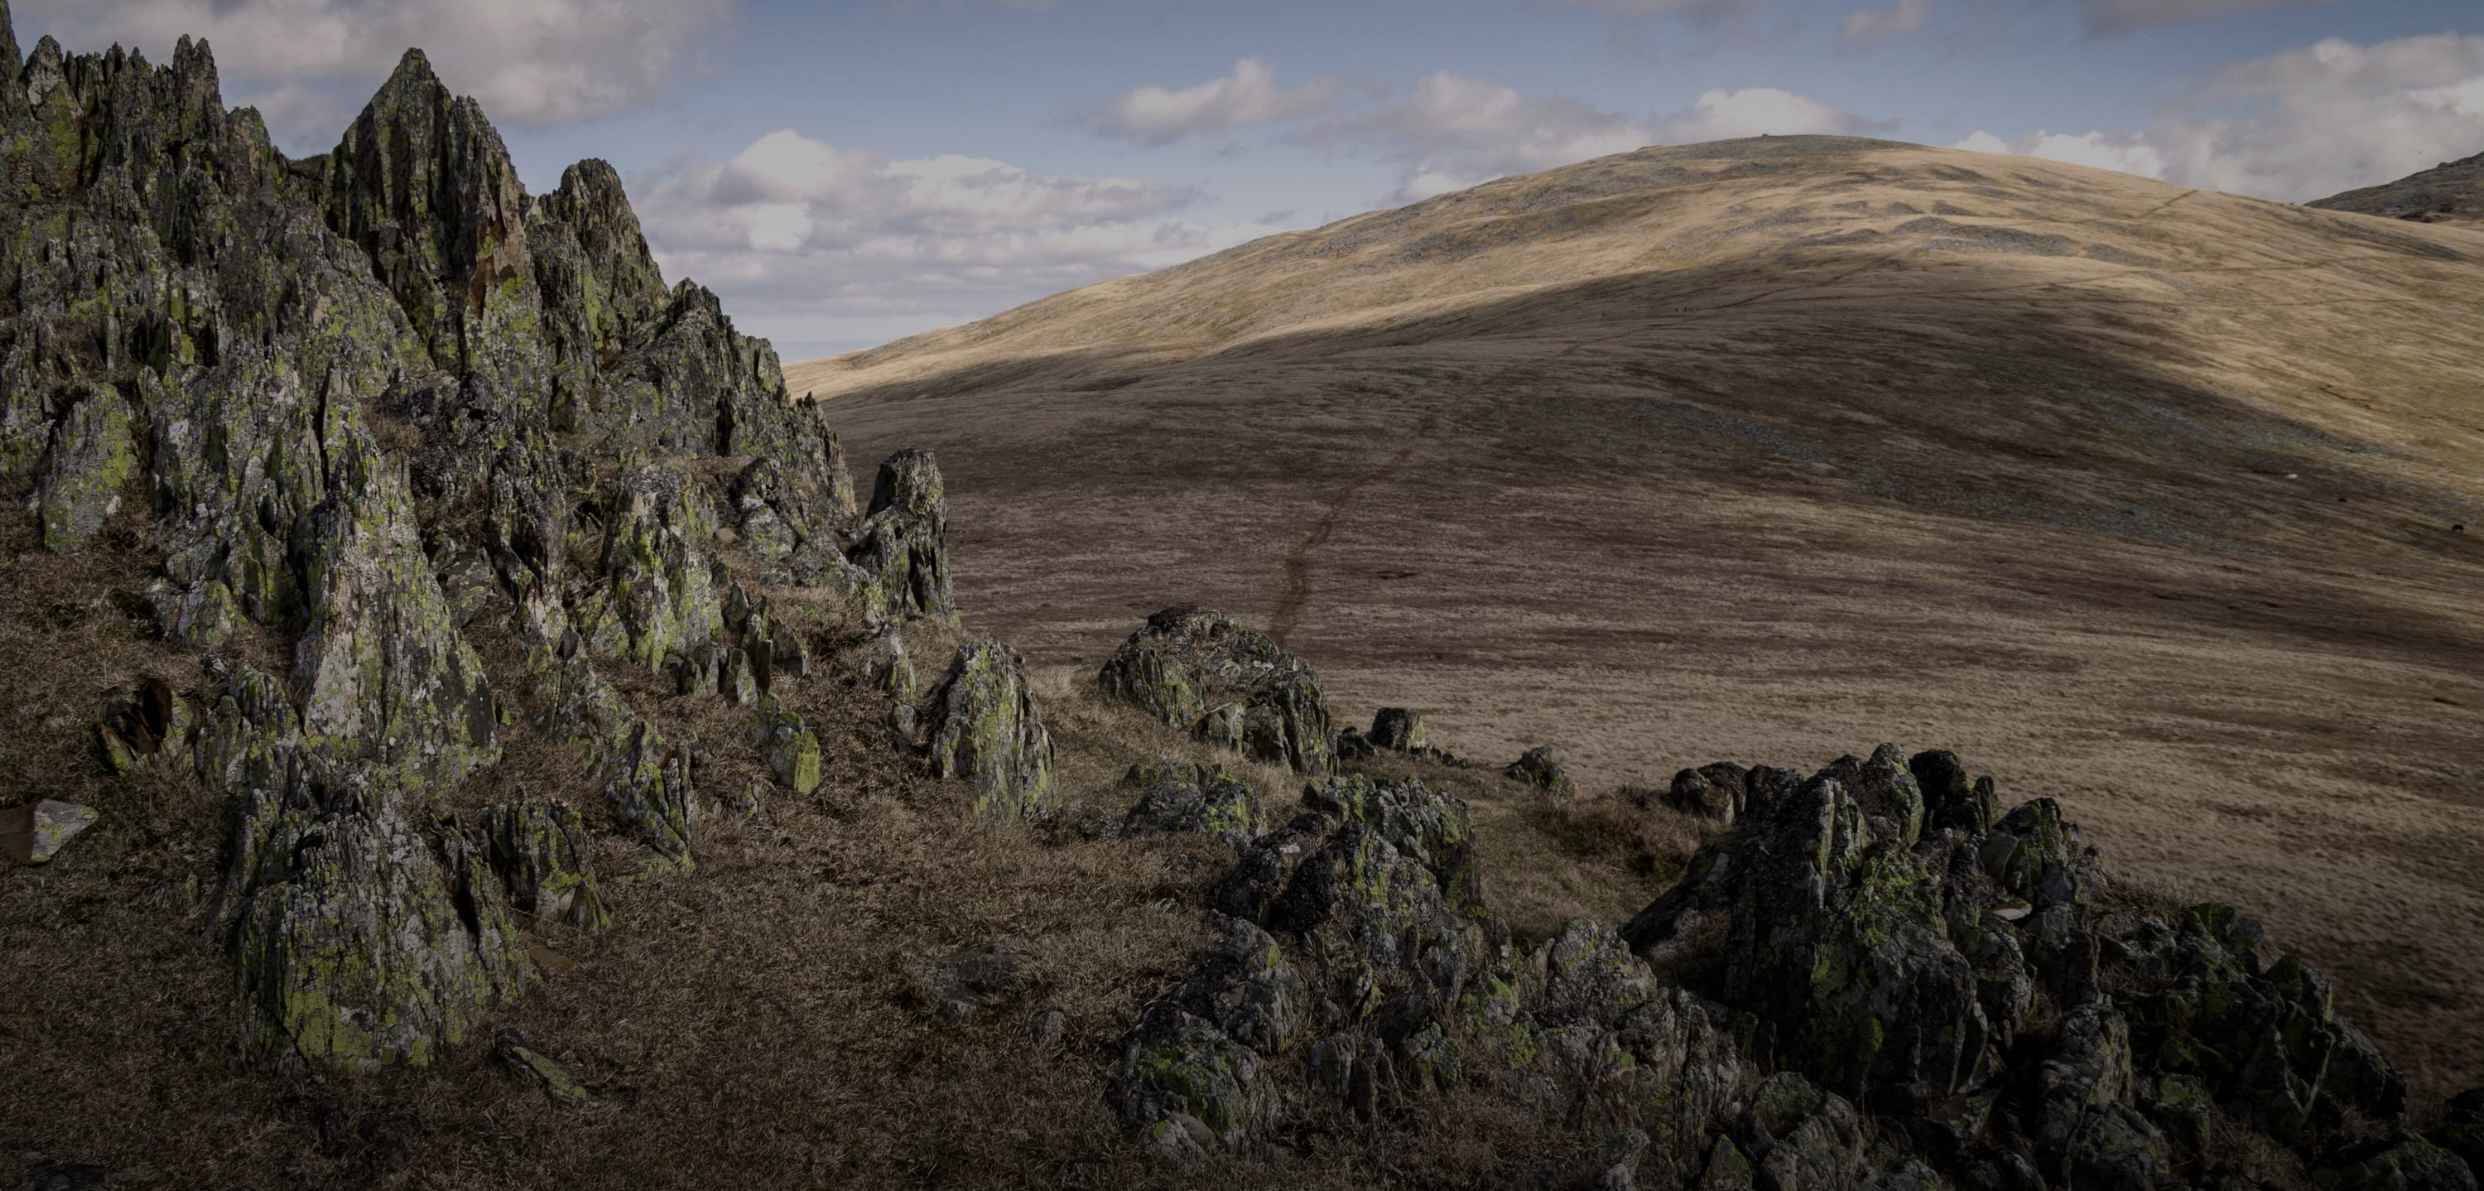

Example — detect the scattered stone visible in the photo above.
[1097,607,1333,774]
[2,800,100,865]
[497,1031,596,1107]
[1504,744,1577,800]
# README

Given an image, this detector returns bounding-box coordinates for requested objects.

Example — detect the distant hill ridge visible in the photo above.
[2310,148,2484,225]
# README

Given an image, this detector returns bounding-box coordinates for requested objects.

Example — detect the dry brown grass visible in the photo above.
[798,135,2484,1102]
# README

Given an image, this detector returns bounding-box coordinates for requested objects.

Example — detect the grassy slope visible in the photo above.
[794,136,2484,1099]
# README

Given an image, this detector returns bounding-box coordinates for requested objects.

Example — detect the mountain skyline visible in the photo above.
[19,0,2481,359]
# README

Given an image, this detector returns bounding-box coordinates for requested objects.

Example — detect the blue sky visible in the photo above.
[19,0,2484,359]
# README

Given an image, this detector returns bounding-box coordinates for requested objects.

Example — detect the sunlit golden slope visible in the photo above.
[794,136,2484,1096]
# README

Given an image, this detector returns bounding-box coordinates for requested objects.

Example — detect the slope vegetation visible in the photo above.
[799,136,2484,1096]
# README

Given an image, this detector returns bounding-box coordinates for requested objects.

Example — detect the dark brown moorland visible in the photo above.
[796,137,2484,1101]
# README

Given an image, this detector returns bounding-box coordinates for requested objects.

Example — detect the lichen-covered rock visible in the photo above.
[1623,745,2423,1190]
[229,784,529,1070]
[1098,607,1333,774]
[1126,773,1748,1163]
[596,465,722,672]
[1369,707,1427,752]
[291,435,500,790]
[2,799,101,865]
[846,448,952,621]
[2315,1136,2479,1191]
[1665,761,1749,823]
[530,654,697,868]
[33,384,135,550]
[479,799,609,931]
[1505,745,1578,800]
[922,640,1054,818]
[321,49,545,390]
[753,698,823,797]
[1121,758,1262,844]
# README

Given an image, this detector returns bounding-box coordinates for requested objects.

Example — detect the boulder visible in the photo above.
[921,640,1055,818]
[753,699,824,798]
[1121,758,1262,844]
[2435,1089,2484,1177]
[1098,607,1333,774]
[229,784,530,1069]
[1369,707,1428,752]
[1665,762,1750,823]
[847,448,954,621]
[1505,744,1578,801]
[2,799,101,865]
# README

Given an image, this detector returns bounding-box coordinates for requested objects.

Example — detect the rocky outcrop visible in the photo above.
[0,19,967,1074]
[2,799,100,865]
[1098,607,1333,774]
[1115,773,1747,1174]
[921,640,1055,818]
[1623,744,2426,1190]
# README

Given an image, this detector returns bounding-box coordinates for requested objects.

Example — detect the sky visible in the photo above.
[17,0,2484,361]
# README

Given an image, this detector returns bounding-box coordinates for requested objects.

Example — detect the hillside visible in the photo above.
[8,6,2484,1188]
[2311,148,2484,226]
[798,136,2484,1102]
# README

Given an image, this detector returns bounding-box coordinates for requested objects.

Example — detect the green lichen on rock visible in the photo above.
[922,640,1054,818]
[753,697,823,797]
[480,798,609,931]
[1098,607,1333,774]
[229,790,529,1070]
[34,383,134,550]
[1121,758,1261,844]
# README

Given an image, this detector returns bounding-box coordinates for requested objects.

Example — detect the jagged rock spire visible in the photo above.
[2,0,21,84]
[324,46,544,386]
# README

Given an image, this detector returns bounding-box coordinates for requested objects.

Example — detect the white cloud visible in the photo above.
[1304,73,1883,202]
[2079,0,2331,36]
[1951,129,2167,179]
[634,130,1295,356]
[18,0,730,138]
[1956,33,2484,201]
[1655,88,1887,142]
[1090,58,1344,146]
[1841,0,1929,43]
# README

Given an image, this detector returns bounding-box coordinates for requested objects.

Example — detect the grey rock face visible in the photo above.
[1097,607,1334,774]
